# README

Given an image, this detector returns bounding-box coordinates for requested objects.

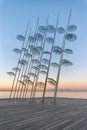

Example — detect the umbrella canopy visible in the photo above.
[22,48,28,53]
[29,72,37,77]
[22,75,29,79]
[46,37,54,43]
[7,72,15,76]
[39,64,48,70]
[31,59,40,64]
[36,82,45,88]
[43,51,51,55]
[34,33,43,41]
[47,25,55,33]
[24,52,32,58]
[61,59,73,66]
[38,26,46,33]
[33,48,40,55]
[31,66,39,71]
[64,33,77,41]
[51,62,59,68]
[47,78,57,86]
[18,60,28,65]
[36,46,43,52]
[24,79,33,85]
[39,70,47,75]
[13,48,22,54]
[27,80,33,85]
[57,27,65,34]
[53,46,62,52]
[28,36,36,42]
[41,58,49,64]
[53,49,62,55]
[64,49,73,54]
[67,25,77,32]
[29,45,35,50]
[53,46,62,55]
[12,67,20,72]
[16,35,25,41]
[18,80,25,85]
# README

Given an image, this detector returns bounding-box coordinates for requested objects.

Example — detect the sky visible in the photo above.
[0,0,87,90]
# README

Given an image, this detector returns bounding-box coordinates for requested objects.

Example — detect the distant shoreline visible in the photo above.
[0,89,87,92]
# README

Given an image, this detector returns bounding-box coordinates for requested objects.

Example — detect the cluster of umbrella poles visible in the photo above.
[7,12,77,104]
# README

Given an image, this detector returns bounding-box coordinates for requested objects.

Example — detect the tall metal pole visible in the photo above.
[29,55,40,102]
[12,23,30,100]
[16,32,32,100]
[9,22,29,102]
[31,16,49,101]
[23,53,35,99]
[21,18,39,100]
[42,14,59,103]
[15,29,31,100]
[14,18,39,101]
[53,9,72,104]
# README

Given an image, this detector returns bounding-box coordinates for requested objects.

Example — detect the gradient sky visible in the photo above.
[0,0,87,90]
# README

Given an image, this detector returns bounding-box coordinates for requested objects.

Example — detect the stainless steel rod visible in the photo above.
[53,9,72,104]
[9,22,29,102]
[42,14,59,103]
[31,16,49,101]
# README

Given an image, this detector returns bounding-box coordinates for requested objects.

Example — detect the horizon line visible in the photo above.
[0,88,87,92]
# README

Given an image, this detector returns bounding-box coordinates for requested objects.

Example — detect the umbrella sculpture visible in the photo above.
[7,10,77,104]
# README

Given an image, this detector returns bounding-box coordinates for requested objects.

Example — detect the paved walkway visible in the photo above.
[0,98,87,130]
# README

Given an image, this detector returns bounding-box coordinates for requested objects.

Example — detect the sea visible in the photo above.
[0,91,87,99]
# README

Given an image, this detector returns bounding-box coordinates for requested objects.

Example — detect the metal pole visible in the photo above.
[13,18,39,102]
[21,18,39,100]
[53,9,72,104]
[9,21,29,103]
[29,57,39,102]
[15,29,31,100]
[31,16,49,101]
[12,23,30,100]
[42,14,59,103]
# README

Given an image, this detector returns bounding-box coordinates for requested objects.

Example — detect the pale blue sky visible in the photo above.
[0,0,87,90]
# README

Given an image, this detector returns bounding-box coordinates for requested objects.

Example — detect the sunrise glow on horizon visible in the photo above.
[0,0,87,91]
